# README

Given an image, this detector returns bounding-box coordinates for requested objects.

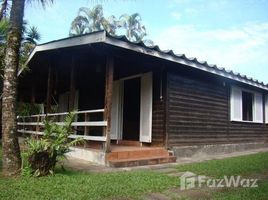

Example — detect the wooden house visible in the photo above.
[18,31,268,167]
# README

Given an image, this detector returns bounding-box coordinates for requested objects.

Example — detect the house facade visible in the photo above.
[17,31,268,167]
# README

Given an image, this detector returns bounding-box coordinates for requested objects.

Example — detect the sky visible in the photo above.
[24,0,268,84]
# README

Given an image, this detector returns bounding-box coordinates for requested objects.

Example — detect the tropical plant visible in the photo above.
[1,0,53,177]
[25,112,83,176]
[17,102,43,117]
[69,5,154,45]
[0,19,8,43]
[69,5,119,36]
[24,26,41,45]
[119,13,146,42]
[0,0,10,21]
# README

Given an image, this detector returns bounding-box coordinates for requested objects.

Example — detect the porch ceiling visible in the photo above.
[24,30,268,91]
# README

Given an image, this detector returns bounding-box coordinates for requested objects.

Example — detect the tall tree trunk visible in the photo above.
[2,0,25,176]
[0,0,8,21]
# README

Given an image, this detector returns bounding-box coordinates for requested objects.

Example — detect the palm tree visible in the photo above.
[0,0,10,21]
[69,15,90,36]
[24,26,41,45]
[69,5,119,36]
[2,0,53,177]
[70,5,103,36]
[119,13,147,42]
[101,15,118,36]
[0,19,8,43]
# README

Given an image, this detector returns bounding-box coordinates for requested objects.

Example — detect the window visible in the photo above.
[242,91,253,121]
[230,86,263,123]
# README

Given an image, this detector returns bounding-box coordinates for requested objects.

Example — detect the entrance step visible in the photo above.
[108,156,177,168]
[116,140,141,146]
[107,147,176,168]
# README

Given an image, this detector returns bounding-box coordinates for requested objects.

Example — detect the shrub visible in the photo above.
[24,112,83,176]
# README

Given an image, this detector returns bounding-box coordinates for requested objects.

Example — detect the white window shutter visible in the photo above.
[140,72,153,143]
[253,93,263,123]
[111,80,123,140]
[230,86,242,121]
[265,95,268,124]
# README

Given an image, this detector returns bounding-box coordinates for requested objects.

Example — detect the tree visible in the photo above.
[69,5,153,45]
[0,0,10,21]
[24,26,41,45]
[119,13,146,42]
[1,0,52,177]
[69,5,119,36]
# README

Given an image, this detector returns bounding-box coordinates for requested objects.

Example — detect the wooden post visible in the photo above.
[69,57,76,111]
[104,56,114,153]
[46,64,53,113]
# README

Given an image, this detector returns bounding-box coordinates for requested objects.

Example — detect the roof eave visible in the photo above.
[23,31,107,67]
[105,36,268,91]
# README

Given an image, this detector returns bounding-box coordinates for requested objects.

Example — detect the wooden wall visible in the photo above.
[151,70,166,146]
[166,70,268,147]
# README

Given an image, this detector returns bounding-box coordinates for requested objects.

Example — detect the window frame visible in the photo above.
[230,86,263,123]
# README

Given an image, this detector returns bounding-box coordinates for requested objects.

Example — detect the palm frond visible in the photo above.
[26,0,54,8]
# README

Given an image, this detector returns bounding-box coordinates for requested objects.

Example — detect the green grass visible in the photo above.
[0,170,178,200]
[212,182,268,200]
[0,147,178,200]
[175,152,268,178]
[1,147,268,200]
[174,152,268,200]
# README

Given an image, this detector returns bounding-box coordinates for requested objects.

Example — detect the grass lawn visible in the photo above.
[175,152,268,178]
[174,152,268,200]
[0,147,178,200]
[1,146,268,200]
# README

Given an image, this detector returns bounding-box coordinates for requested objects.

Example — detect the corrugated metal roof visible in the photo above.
[108,32,268,88]
[30,30,267,89]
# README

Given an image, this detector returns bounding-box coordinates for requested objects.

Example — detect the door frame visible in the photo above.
[111,72,152,143]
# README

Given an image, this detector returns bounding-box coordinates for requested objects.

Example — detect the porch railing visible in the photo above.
[17,109,107,142]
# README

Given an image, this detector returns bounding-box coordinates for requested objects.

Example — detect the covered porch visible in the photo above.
[17,35,174,166]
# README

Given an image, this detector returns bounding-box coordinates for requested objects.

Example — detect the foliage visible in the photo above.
[211,182,268,200]
[1,150,268,200]
[17,102,43,117]
[24,112,84,176]
[0,167,178,200]
[69,5,118,36]
[0,20,41,96]
[0,20,41,77]
[175,151,268,178]
[24,26,41,45]
[0,0,10,21]
[0,18,8,43]
[119,13,146,42]
[69,4,154,45]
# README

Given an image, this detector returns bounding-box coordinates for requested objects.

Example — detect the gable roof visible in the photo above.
[26,30,268,91]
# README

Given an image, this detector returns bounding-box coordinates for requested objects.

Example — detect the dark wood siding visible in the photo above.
[151,70,165,146]
[152,100,165,145]
[166,71,268,146]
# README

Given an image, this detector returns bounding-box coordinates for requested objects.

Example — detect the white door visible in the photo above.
[140,72,152,143]
[111,80,123,140]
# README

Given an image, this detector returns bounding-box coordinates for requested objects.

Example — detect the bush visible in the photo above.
[24,112,83,176]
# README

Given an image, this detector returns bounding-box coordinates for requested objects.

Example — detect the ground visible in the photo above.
[0,147,268,200]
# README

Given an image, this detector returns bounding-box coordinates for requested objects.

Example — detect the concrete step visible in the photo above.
[107,148,170,161]
[108,156,177,168]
